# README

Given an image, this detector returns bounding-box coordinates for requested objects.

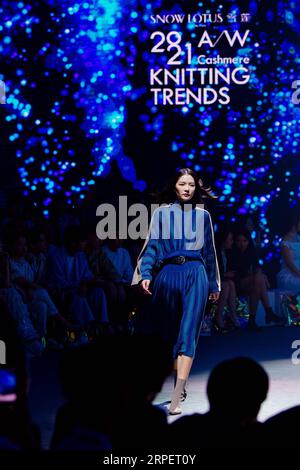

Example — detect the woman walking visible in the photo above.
[132,168,220,414]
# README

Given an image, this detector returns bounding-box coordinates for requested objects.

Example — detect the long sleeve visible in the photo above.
[139,239,159,282]
[202,211,221,293]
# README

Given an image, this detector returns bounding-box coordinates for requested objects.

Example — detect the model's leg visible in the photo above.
[173,356,189,402]
[169,270,205,414]
[169,354,193,414]
[177,354,193,379]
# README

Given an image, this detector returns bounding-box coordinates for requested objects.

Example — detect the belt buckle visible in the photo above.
[176,256,186,265]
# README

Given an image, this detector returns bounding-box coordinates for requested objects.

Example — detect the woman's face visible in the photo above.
[175,175,196,202]
[223,232,233,250]
[236,235,249,252]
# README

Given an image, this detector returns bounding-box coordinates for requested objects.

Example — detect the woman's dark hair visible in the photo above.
[154,168,217,205]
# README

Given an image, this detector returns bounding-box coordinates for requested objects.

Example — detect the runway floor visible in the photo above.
[29,325,300,449]
[156,325,300,423]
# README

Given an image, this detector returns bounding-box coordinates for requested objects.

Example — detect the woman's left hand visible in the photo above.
[209,292,220,302]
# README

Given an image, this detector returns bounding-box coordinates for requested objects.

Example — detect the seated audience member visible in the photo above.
[0,240,43,356]
[84,227,132,330]
[47,225,109,330]
[277,211,300,296]
[7,233,69,344]
[51,335,172,452]
[214,228,240,332]
[168,357,269,450]
[230,228,282,330]
[0,300,41,449]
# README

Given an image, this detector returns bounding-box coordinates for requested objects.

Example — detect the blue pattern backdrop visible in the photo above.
[0,0,299,265]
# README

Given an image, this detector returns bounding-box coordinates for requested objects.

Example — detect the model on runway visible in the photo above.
[132,168,220,414]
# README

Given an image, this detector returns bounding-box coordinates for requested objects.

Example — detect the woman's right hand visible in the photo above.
[141,279,152,295]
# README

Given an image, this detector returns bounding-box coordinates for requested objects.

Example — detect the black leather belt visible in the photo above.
[162,256,201,266]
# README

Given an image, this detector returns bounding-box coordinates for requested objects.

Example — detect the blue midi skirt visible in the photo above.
[149,260,209,358]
